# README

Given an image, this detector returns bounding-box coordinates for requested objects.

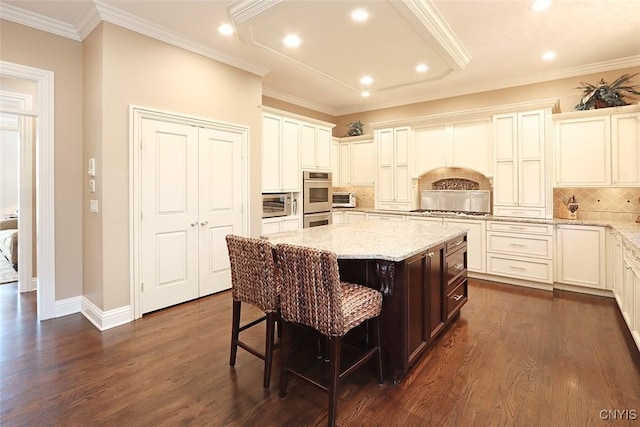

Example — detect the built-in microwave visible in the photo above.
[262,193,293,218]
[332,192,356,208]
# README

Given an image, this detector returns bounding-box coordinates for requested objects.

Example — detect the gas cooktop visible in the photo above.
[409,209,489,218]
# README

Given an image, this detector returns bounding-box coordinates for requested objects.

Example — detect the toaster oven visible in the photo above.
[332,192,356,208]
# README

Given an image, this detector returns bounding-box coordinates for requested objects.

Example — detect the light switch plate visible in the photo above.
[90,199,99,213]
[89,178,96,193]
[88,158,95,176]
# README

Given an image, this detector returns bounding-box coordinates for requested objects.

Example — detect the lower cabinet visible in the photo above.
[443,218,486,273]
[556,224,606,289]
[486,221,554,284]
[344,211,367,223]
[367,213,406,222]
[261,216,300,234]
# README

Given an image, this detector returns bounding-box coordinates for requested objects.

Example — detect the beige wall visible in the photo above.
[335,67,640,136]
[262,96,336,124]
[92,23,262,310]
[0,19,83,300]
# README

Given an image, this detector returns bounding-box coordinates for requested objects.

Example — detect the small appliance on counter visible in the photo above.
[332,192,356,208]
[262,193,294,218]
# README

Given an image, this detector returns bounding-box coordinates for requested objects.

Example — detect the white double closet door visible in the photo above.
[140,118,243,314]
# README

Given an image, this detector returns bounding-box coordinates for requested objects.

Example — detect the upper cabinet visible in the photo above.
[301,122,332,171]
[553,105,640,187]
[414,118,492,177]
[334,135,375,187]
[262,113,300,192]
[375,126,416,211]
[493,109,549,219]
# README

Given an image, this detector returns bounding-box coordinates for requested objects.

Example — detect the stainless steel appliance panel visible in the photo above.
[420,190,491,214]
[303,171,333,214]
[303,211,332,228]
[262,193,292,218]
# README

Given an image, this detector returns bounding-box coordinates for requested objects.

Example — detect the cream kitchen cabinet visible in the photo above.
[413,118,492,177]
[493,109,548,219]
[366,213,406,222]
[442,218,486,273]
[262,113,300,192]
[486,221,554,284]
[553,106,640,187]
[555,224,606,290]
[406,216,442,225]
[375,126,415,211]
[344,211,366,223]
[334,135,375,186]
[301,122,333,171]
[262,215,300,235]
[332,210,344,224]
[331,139,340,185]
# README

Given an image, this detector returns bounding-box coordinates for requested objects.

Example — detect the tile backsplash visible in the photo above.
[553,188,640,221]
[333,186,375,208]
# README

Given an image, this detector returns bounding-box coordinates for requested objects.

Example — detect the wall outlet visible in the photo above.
[90,199,99,213]
[89,178,96,193]
[88,158,95,176]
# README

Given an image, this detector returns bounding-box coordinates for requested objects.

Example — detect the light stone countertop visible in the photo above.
[262,220,467,262]
[333,207,640,257]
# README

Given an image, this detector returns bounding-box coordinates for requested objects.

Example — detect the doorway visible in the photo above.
[130,107,249,318]
[0,61,55,320]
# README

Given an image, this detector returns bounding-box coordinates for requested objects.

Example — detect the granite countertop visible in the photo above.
[262,220,467,262]
[332,207,640,255]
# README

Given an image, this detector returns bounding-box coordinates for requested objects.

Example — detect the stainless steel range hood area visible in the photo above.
[419,190,491,214]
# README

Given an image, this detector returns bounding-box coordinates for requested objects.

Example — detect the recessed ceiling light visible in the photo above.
[283,34,301,48]
[542,51,556,61]
[351,8,369,22]
[360,75,373,85]
[361,91,370,98]
[218,24,234,36]
[530,0,551,11]
[416,64,429,73]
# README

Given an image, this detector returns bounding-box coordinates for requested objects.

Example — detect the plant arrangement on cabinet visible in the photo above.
[574,73,640,110]
[346,120,364,136]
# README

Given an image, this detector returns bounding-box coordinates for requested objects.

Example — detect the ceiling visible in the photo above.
[1,0,639,116]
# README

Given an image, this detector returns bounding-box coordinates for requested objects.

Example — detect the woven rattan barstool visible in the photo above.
[226,235,280,388]
[275,243,383,427]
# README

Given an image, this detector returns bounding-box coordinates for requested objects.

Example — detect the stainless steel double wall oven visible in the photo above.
[302,171,332,228]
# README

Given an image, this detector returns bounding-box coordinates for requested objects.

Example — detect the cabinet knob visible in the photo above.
[200,221,209,226]
[427,252,434,258]
[190,222,198,227]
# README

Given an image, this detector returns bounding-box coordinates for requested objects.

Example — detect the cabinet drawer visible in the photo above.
[487,221,553,235]
[377,202,410,211]
[367,213,405,222]
[487,232,553,259]
[446,235,467,254]
[446,249,466,291]
[446,280,467,319]
[487,254,553,283]
[493,206,546,219]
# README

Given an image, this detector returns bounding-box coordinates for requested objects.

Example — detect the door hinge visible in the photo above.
[141,282,144,292]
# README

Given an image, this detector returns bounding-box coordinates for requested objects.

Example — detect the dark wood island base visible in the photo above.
[338,233,468,383]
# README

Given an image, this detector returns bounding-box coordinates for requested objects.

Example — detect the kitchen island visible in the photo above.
[264,220,469,383]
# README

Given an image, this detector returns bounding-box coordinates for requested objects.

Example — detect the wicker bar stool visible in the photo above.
[226,235,280,388]
[275,243,383,427]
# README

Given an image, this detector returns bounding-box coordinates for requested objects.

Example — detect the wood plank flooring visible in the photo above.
[2,279,639,426]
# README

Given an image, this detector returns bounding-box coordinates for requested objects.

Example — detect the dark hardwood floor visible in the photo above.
[2,279,640,426]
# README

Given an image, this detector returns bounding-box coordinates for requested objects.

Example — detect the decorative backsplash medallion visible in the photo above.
[432,178,479,190]
[417,167,492,193]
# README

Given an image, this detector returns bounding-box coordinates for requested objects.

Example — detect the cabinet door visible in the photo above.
[452,119,492,177]
[262,114,281,192]
[518,110,544,207]
[414,125,448,175]
[556,225,606,289]
[300,123,317,170]
[339,142,351,185]
[351,139,375,185]
[493,114,518,206]
[331,140,340,185]
[377,129,395,202]
[554,117,611,186]
[281,217,300,232]
[345,211,366,223]
[262,219,281,235]
[394,127,411,202]
[612,113,640,186]
[407,252,428,363]
[281,118,300,191]
[316,126,332,170]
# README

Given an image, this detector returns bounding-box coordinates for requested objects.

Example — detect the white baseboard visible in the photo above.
[81,297,133,331]
[55,295,82,317]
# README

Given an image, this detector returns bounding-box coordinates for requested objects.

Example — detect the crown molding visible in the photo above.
[260,105,336,128]
[228,0,282,25]
[262,87,340,117]
[75,4,102,41]
[94,1,269,77]
[0,3,81,41]
[397,0,471,70]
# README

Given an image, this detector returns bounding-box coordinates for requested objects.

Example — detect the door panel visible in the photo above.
[198,127,243,295]
[141,119,199,313]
